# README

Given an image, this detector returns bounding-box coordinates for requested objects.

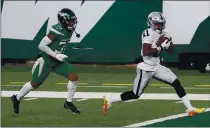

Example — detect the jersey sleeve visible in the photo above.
[141,29,153,44]
[48,25,65,40]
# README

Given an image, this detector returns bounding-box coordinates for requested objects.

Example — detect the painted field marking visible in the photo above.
[75,98,89,102]
[10,82,25,84]
[103,84,133,86]
[1,91,210,100]
[123,108,210,127]
[2,85,23,87]
[77,86,128,88]
[151,84,169,86]
[56,83,88,85]
[24,98,39,101]
[2,85,128,88]
[160,87,210,90]
[3,85,210,90]
[175,101,183,103]
[103,83,169,86]
[196,85,210,87]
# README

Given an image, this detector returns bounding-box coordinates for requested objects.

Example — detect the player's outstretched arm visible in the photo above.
[38,35,56,58]
[38,35,68,61]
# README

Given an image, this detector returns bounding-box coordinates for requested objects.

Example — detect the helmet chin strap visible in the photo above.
[74,31,80,38]
[66,24,80,38]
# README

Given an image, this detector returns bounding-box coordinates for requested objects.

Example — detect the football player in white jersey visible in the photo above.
[102,12,206,117]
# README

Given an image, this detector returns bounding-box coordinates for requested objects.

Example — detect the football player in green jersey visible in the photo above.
[11,8,81,114]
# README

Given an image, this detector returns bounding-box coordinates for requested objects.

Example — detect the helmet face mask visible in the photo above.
[147,12,166,33]
[58,8,78,32]
[66,15,77,31]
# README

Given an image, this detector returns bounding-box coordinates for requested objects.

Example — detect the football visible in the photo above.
[156,34,171,47]
[156,34,174,54]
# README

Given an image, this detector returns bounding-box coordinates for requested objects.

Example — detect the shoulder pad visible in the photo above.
[142,28,154,37]
[48,24,67,39]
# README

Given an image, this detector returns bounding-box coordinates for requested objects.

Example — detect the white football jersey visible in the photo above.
[137,28,162,71]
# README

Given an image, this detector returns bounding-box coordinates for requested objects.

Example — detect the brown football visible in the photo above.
[156,35,171,47]
[156,35,175,54]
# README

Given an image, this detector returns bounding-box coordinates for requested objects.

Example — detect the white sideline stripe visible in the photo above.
[124,108,210,127]
[160,87,210,90]
[175,101,183,103]
[1,91,210,100]
[75,98,89,102]
[24,97,39,101]
[2,85,128,88]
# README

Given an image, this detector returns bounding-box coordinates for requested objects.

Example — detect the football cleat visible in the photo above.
[11,95,20,114]
[64,101,81,114]
[188,108,206,117]
[102,96,111,115]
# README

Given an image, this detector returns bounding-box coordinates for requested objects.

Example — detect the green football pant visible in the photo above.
[31,57,74,87]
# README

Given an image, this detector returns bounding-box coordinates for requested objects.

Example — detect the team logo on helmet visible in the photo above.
[147,12,166,33]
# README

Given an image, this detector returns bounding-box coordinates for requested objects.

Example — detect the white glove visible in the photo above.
[157,39,171,52]
[161,39,171,50]
[54,53,68,61]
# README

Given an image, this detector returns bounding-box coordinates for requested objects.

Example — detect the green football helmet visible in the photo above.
[58,8,80,37]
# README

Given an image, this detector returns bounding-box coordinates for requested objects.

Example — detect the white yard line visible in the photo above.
[1,91,210,100]
[2,85,128,88]
[2,85,23,87]
[160,87,210,90]
[77,86,128,88]
[123,108,210,127]
[24,97,39,101]
[175,101,183,103]
[75,98,89,102]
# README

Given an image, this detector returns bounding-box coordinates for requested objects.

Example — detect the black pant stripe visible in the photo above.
[136,69,142,95]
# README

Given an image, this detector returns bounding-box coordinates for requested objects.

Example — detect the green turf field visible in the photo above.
[1,64,210,127]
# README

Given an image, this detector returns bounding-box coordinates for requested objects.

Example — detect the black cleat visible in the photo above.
[11,95,20,114]
[64,101,81,114]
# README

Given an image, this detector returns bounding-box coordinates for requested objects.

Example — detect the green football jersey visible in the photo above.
[40,24,73,67]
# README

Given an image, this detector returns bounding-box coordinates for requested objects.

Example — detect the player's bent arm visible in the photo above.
[38,35,56,58]
[143,43,162,56]
[166,43,176,54]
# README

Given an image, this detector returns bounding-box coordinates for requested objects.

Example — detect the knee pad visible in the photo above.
[31,81,42,89]
[120,91,140,101]
[171,79,186,98]
[68,72,78,81]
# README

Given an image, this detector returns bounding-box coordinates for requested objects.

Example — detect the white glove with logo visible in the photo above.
[161,39,171,50]
[54,53,68,61]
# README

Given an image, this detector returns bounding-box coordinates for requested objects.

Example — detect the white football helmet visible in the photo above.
[147,12,166,33]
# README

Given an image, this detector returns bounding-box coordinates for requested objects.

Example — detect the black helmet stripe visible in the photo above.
[158,12,163,20]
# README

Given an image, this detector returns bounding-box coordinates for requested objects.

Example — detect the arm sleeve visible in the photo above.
[38,36,56,58]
